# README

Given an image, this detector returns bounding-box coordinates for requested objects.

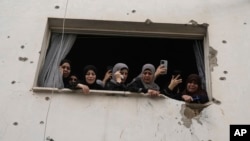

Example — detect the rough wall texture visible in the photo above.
[0,0,250,141]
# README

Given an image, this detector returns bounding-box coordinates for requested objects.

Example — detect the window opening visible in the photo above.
[35,18,210,102]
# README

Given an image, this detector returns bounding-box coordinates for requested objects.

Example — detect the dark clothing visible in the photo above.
[127,78,148,93]
[161,88,183,100]
[105,80,127,91]
[76,65,104,90]
[182,89,209,104]
[161,88,209,104]
[65,80,79,89]
[80,80,104,90]
[63,77,70,88]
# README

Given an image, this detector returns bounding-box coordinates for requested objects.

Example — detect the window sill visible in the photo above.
[32,87,168,98]
[32,87,212,108]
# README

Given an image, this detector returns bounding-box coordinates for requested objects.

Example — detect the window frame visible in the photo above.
[33,18,211,102]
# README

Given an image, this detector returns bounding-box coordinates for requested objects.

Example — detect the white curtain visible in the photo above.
[37,33,77,88]
[193,40,206,89]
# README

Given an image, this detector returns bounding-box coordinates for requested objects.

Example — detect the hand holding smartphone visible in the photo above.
[160,60,168,74]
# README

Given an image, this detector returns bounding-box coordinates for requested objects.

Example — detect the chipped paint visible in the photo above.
[209,46,218,71]
[1,1,250,141]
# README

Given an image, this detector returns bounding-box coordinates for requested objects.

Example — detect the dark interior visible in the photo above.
[65,34,202,89]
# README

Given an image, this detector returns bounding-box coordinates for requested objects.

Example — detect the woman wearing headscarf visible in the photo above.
[59,59,72,88]
[75,65,104,94]
[127,63,160,97]
[180,74,209,103]
[83,65,104,89]
[162,73,209,104]
[104,63,129,91]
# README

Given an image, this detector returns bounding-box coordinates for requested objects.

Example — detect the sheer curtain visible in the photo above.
[193,40,206,89]
[38,33,77,88]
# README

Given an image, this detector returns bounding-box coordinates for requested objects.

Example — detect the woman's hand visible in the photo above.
[77,83,90,94]
[168,74,182,91]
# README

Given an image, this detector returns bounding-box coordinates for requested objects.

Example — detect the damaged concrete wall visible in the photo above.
[0,0,250,141]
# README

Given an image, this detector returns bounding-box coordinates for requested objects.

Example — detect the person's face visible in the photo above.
[120,69,128,83]
[186,81,198,93]
[85,70,96,84]
[60,62,71,78]
[69,75,78,85]
[142,70,153,84]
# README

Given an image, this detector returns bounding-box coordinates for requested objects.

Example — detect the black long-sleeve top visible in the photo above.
[127,78,148,93]
[161,88,209,104]
[104,80,127,91]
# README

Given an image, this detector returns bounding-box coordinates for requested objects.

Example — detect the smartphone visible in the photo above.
[160,60,168,69]
[160,60,168,74]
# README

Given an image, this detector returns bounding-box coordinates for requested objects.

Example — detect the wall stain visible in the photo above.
[212,97,221,105]
[189,19,198,25]
[220,108,225,116]
[209,46,218,71]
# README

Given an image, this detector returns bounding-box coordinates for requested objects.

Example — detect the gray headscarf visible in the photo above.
[140,63,160,90]
[110,63,129,83]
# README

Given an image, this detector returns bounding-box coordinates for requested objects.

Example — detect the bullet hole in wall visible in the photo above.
[40,121,44,124]
[13,122,18,126]
[55,5,60,9]
[222,40,227,44]
[132,10,136,13]
[223,71,228,74]
[219,77,226,80]
[46,136,54,141]
[18,57,28,62]
[21,45,25,49]
[45,97,50,101]
[11,80,16,84]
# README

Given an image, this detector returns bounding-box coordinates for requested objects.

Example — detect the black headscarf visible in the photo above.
[81,65,103,90]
